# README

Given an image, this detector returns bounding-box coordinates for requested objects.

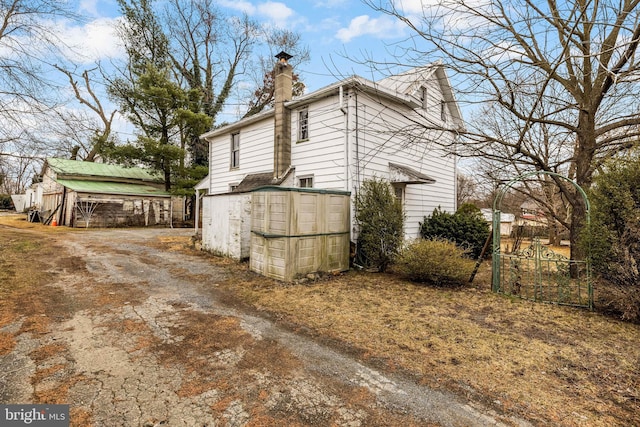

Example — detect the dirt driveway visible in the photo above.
[1,227,524,426]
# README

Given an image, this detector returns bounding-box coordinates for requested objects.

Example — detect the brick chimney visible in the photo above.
[273,51,293,180]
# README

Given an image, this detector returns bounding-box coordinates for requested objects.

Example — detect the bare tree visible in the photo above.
[456,173,478,207]
[242,28,310,118]
[163,0,261,164]
[364,0,640,259]
[0,0,79,189]
[53,65,118,162]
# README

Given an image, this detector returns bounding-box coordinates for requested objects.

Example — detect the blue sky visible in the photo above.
[46,0,426,137]
[68,0,417,93]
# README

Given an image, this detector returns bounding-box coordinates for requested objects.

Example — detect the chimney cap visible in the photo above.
[275,51,293,62]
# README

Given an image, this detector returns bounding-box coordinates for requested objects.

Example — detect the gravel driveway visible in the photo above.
[1,227,524,426]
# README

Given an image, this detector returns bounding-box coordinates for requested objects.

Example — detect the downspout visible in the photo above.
[170,198,174,228]
[340,86,349,192]
[195,188,200,234]
[354,92,360,191]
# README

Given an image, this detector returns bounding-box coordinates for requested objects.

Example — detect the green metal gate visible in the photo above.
[491,172,593,309]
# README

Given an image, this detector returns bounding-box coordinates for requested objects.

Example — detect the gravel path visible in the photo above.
[1,227,529,426]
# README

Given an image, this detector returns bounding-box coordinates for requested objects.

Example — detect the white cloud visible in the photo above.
[257,2,294,27]
[78,0,99,17]
[394,0,426,14]
[335,15,405,43]
[218,0,257,15]
[57,17,125,64]
[219,1,299,29]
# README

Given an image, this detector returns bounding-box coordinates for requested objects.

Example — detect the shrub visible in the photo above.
[584,157,640,321]
[419,204,490,259]
[354,178,404,272]
[395,238,475,286]
[0,194,13,210]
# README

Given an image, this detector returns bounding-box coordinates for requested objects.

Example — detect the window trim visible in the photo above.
[392,183,405,206]
[420,87,428,110]
[297,107,309,142]
[298,175,314,188]
[230,132,240,169]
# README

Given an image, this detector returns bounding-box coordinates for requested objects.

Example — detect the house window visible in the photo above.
[230,132,240,169]
[298,107,309,141]
[229,183,239,192]
[392,184,405,206]
[420,87,428,110]
[298,175,313,188]
[440,100,447,122]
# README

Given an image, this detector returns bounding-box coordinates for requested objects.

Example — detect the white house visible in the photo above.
[199,52,463,259]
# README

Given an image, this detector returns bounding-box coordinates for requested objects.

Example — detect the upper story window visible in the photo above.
[230,132,240,169]
[298,175,313,188]
[440,100,447,122]
[298,107,309,141]
[420,87,428,110]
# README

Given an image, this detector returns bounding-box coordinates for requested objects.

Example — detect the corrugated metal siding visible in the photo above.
[47,158,161,182]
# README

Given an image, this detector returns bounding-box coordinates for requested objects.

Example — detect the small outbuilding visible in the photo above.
[41,158,173,227]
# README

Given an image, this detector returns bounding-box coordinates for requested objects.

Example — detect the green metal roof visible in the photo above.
[56,179,171,197]
[46,158,163,182]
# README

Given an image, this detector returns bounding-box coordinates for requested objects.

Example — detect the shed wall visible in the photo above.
[250,189,350,281]
[201,193,252,259]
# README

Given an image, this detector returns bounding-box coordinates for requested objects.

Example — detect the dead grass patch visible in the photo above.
[0,331,15,355]
[29,343,67,363]
[92,282,146,308]
[177,378,218,398]
[153,310,254,376]
[70,408,93,427]
[222,267,640,426]
[32,364,66,383]
[237,339,302,377]
[33,374,87,404]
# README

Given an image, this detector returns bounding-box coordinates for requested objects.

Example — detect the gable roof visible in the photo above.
[378,62,464,129]
[389,163,436,184]
[200,61,464,140]
[45,158,163,183]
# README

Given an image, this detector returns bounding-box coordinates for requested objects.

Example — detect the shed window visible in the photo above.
[231,132,240,169]
[298,107,309,141]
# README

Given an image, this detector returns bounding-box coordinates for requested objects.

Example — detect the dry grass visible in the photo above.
[220,268,640,426]
[2,213,638,426]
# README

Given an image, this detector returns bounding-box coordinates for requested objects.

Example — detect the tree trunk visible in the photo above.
[569,112,596,264]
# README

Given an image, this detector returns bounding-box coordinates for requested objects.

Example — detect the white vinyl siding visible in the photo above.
[348,90,456,238]
[291,96,346,190]
[203,71,457,242]
[208,117,274,193]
